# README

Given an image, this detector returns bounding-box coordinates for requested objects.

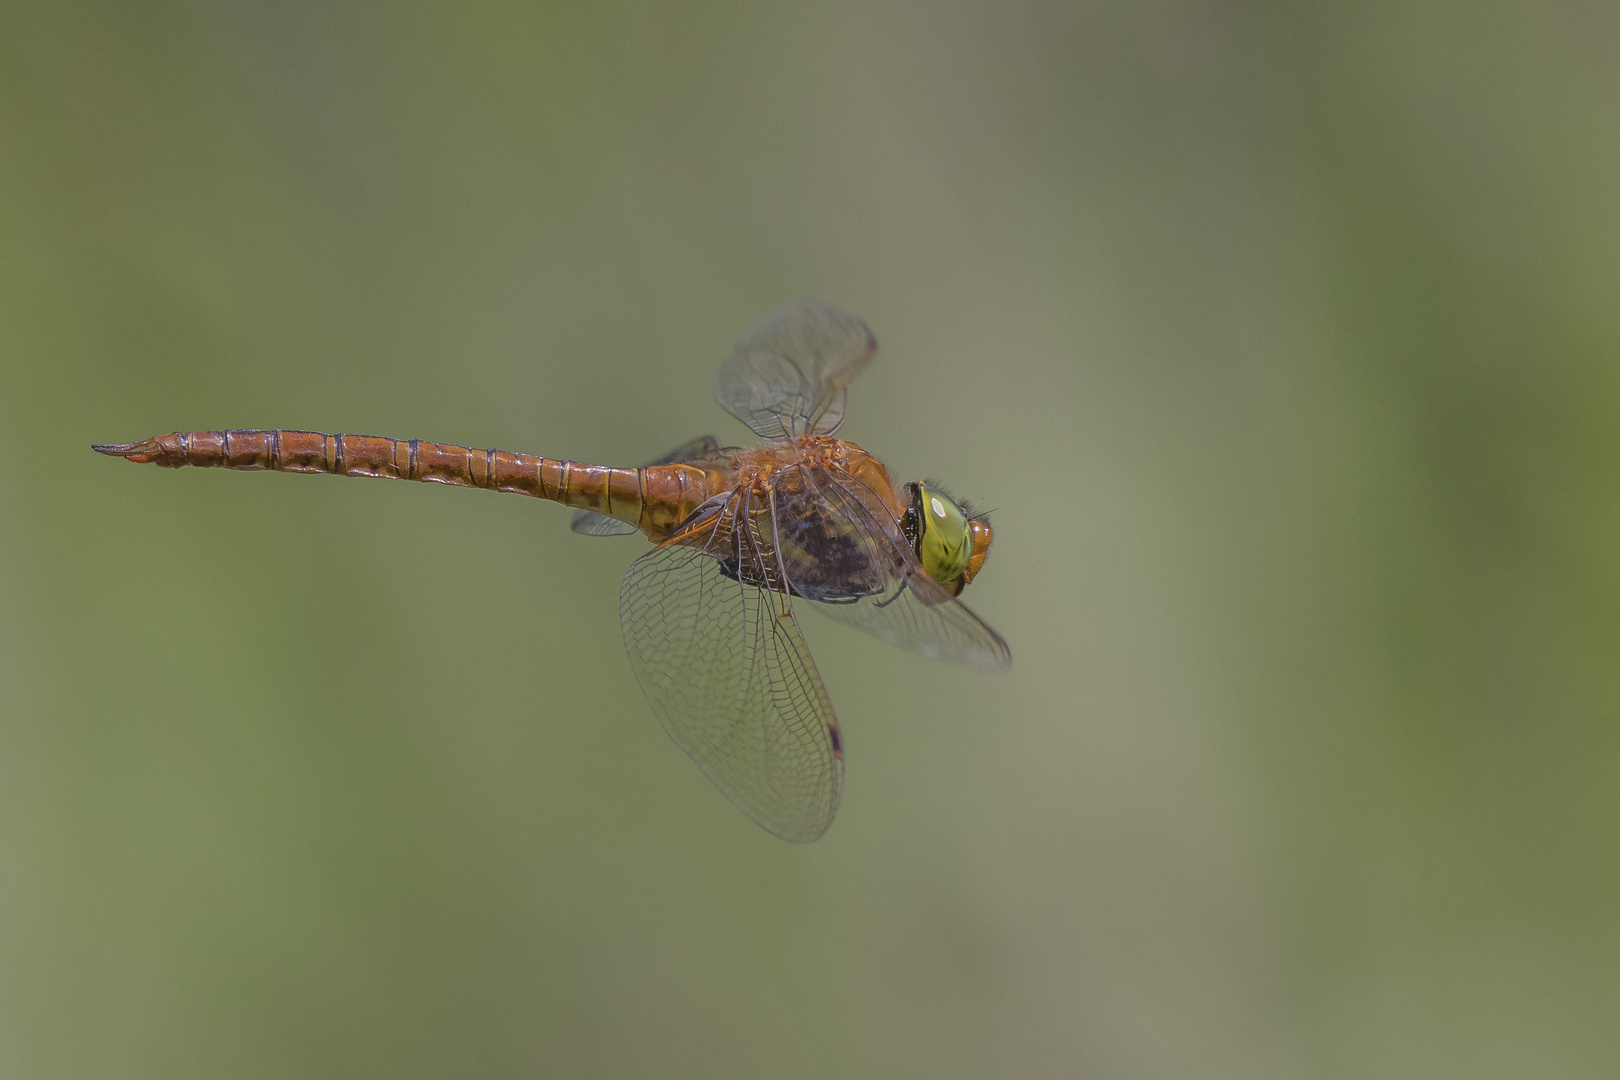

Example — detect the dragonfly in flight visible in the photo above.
[96,303,1010,841]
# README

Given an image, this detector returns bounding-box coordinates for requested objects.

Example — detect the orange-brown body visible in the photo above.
[92,429,918,547]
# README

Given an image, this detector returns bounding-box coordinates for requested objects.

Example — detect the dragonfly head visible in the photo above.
[903,482,991,597]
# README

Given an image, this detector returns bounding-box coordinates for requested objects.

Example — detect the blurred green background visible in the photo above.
[3,1,1618,1077]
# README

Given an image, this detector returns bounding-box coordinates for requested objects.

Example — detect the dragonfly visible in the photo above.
[95,302,1010,841]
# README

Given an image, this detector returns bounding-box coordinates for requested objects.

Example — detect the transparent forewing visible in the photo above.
[713,302,878,438]
[786,465,1012,671]
[571,434,721,536]
[619,497,844,842]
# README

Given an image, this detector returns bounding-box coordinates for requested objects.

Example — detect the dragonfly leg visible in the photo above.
[873,579,910,609]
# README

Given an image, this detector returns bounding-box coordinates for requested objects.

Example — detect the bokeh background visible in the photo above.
[3,2,1618,1076]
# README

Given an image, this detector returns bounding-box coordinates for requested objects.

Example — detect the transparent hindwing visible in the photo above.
[619,494,844,842]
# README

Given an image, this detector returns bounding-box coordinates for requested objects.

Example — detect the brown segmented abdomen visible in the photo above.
[91,429,719,540]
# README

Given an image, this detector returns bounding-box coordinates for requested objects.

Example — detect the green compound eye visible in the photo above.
[910,483,973,586]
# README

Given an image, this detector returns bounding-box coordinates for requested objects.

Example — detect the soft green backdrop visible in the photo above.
[3,2,1618,1077]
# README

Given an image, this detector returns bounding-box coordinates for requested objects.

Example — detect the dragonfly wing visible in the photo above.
[571,513,639,536]
[809,566,1012,671]
[619,496,844,842]
[713,303,877,438]
[782,464,1012,671]
[571,435,722,536]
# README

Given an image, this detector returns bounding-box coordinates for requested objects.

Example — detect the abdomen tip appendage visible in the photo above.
[92,439,163,463]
